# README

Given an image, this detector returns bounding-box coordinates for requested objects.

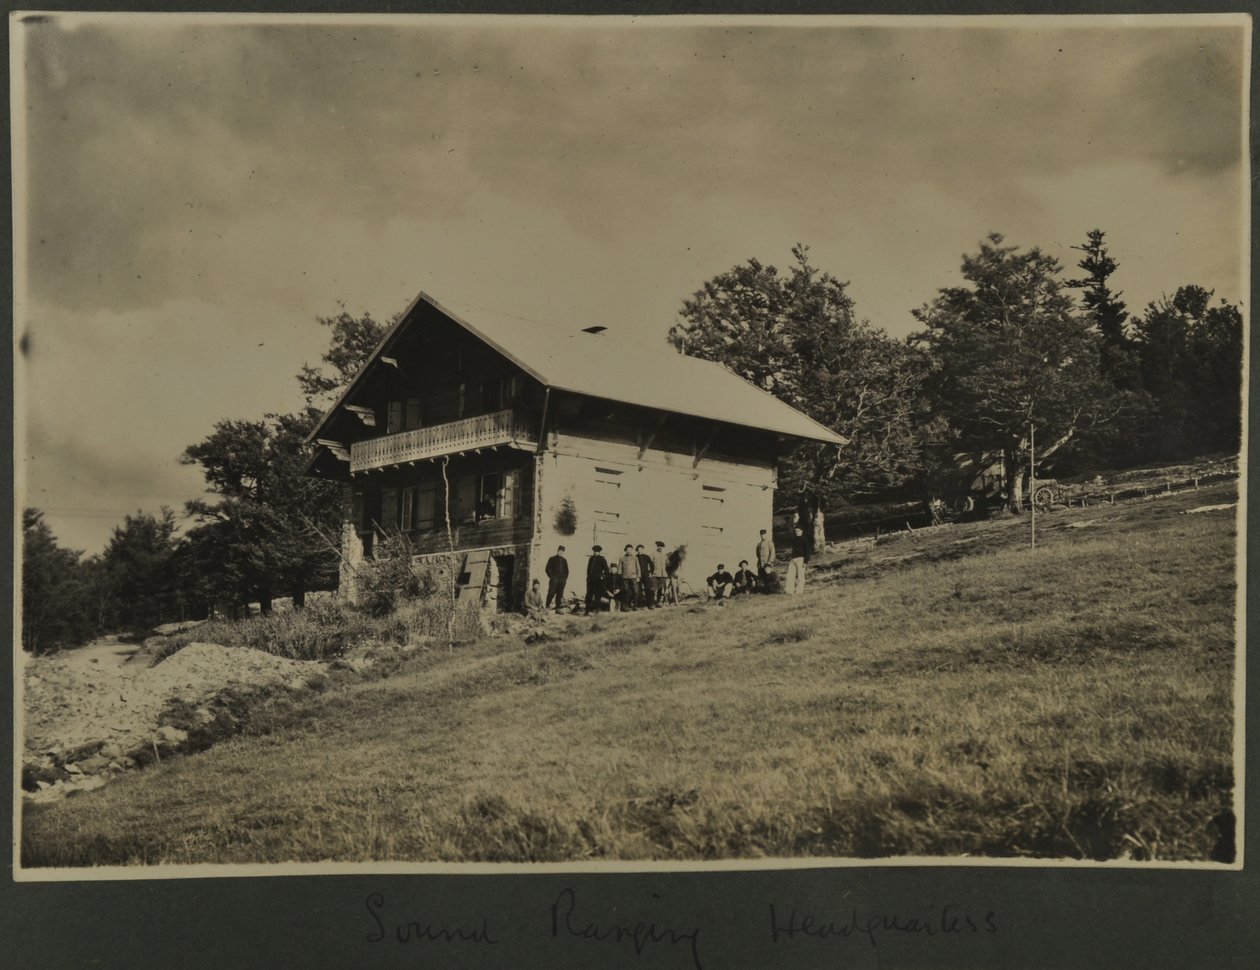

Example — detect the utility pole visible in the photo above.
[1029,422,1036,551]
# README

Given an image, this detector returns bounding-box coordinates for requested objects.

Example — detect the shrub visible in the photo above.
[152,601,376,662]
[554,496,578,535]
[357,532,444,617]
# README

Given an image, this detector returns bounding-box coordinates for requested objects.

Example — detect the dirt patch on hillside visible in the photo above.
[22,638,324,800]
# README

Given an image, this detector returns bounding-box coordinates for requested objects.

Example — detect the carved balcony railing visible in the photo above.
[350,408,537,473]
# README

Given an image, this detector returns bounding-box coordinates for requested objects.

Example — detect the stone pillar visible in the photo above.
[339,520,363,603]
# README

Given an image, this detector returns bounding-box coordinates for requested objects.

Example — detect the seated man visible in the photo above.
[707,564,734,600]
[524,579,547,618]
[732,560,758,595]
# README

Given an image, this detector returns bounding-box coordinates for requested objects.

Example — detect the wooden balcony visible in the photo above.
[350,409,538,473]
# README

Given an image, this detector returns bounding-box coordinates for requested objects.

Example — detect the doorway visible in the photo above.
[492,554,516,613]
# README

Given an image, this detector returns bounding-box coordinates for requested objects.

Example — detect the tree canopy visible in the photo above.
[669,245,939,540]
[912,234,1121,510]
[178,307,392,615]
[1066,229,1137,389]
[297,308,392,409]
[181,411,342,613]
[1133,285,1244,459]
[21,509,93,653]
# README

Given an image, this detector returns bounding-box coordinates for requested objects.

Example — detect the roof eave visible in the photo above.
[304,291,556,446]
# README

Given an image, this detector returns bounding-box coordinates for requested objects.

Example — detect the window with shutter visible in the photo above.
[380,487,399,531]
[405,398,422,430]
[518,466,532,520]
[478,472,503,520]
[457,476,477,523]
[386,401,403,434]
[702,483,727,533]
[481,380,500,413]
[500,470,515,519]
[352,490,367,534]
[415,484,437,531]
[400,486,415,532]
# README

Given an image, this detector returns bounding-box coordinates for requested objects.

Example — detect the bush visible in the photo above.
[152,601,375,662]
[554,496,578,535]
[357,532,445,617]
[150,586,483,662]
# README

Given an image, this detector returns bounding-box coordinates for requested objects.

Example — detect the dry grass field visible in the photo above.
[21,481,1238,867]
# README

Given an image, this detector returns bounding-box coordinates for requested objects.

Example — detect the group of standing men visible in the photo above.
[526,522,813,616]
[582,541,675,613]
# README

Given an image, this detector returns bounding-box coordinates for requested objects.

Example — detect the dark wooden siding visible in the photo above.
[353,451,535,557]
[336,311,546,447]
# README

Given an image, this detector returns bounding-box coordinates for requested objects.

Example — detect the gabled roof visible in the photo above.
[307,292,847,447]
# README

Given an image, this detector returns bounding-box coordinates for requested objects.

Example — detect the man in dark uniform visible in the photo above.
[733,560,758,596]
[707,563,735,599]
[635,544,654,608]
[585,545,609,614]
[545,545,569,613]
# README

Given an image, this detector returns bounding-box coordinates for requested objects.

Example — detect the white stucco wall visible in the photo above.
[528,432,776,598]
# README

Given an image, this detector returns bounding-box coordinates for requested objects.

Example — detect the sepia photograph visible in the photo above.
[11,11,1248,875]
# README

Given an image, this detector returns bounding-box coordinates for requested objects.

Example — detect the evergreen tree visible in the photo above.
[97,508,183,631]
[21,509,93,653]
[1066,229,1138,389]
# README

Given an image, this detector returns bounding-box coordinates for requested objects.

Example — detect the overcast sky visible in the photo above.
[13,13,1249,553]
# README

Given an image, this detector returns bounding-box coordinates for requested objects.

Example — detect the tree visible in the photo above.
[180,305,392,614]
[97,508,183,631]
[181,411,342,613]
[21,509,93,653]
[296,308,391,409]
[1133,286,1244,459]
[669,245,939,546]
[1066,229,1138,389]
[913,234,1120,512]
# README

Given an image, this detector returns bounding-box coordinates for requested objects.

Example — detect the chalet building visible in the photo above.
[305,293,844,610]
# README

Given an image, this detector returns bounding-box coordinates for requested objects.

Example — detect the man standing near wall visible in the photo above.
[635,544,654,608]
[586,545,609,614]
[618,544,641,611]
[785,526,810,595]
[545,545,569,613]
[756,528,776,591]
[650,540,669,606]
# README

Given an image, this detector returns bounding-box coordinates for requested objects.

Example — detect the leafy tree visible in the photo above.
[296,308,392,409]
[913,234,1121,512]
[1133,286,1244,458]
[1066,229,1138,389]
[21,509,93,653]
[669,244,940,545]
[181,411,342,613]
[180,305,391,614]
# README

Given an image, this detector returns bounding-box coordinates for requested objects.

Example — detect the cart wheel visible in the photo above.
[951,495,975,515]
[1032,485,1055,513]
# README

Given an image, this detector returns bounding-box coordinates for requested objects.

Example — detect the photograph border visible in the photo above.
[4,1,1257,966]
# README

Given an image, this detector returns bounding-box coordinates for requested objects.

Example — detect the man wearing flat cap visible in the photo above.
[585,544,609,614]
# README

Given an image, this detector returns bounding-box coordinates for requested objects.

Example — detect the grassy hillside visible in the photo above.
[22,482,1239,866]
